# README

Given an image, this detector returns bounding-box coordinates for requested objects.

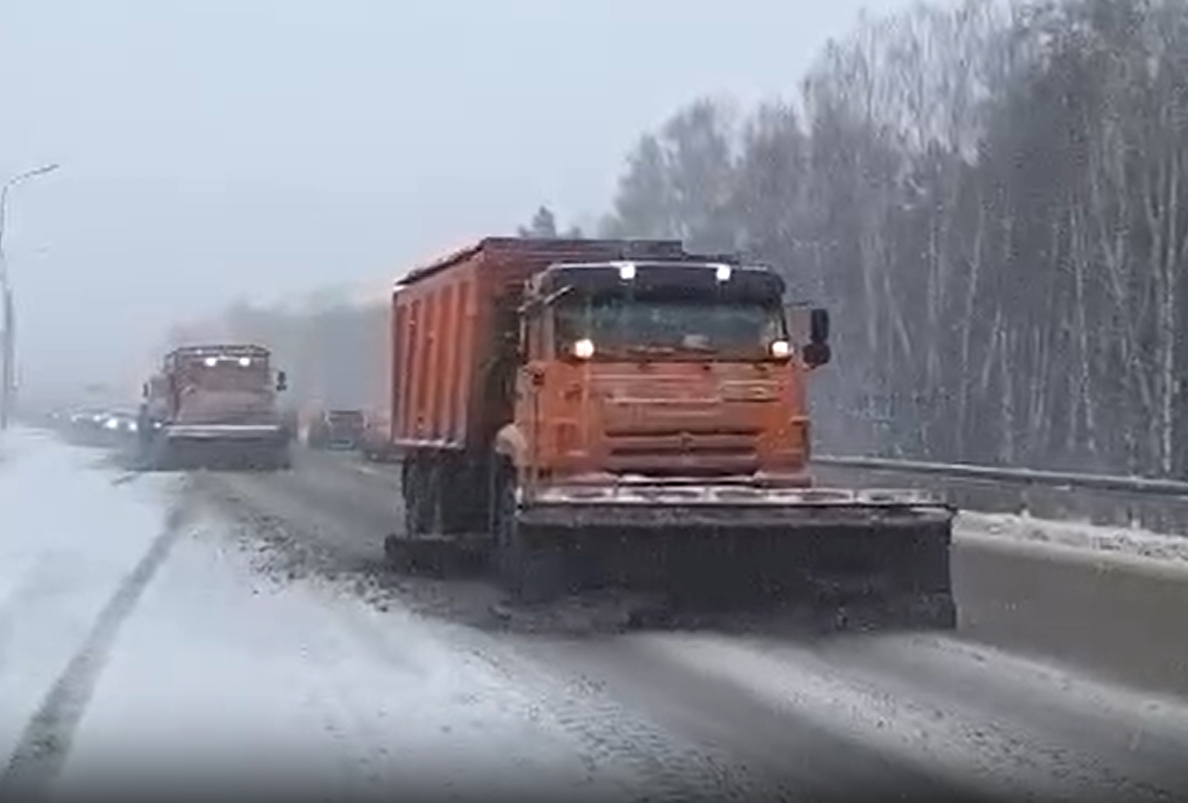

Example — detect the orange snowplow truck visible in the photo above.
[382,237,955,626]
[138,344,292,471]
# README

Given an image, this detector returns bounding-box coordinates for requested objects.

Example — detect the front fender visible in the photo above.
[492,424,528,467]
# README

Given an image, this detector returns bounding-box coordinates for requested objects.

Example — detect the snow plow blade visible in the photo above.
[506,484,957,630]
[145,424,292,471]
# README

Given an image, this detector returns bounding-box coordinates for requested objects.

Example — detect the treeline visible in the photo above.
[183,0,1187,478]
[586,0,1188,478]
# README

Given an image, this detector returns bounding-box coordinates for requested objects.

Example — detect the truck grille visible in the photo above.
[604,429,759,474]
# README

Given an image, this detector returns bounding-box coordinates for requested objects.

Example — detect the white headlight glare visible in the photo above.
[204,356,218,367]
[572,338,595,359]
[238,356,252,367]
[770,340,791,358]
[714,263,733,282]
[615,261,637,281]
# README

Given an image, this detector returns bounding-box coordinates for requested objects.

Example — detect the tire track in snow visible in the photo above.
[611,631,1187,801]
[189,449,1188,799]
[191,475,756,802]
[0,505,188,796]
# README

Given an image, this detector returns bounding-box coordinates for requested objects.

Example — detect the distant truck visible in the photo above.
[359,300,398,462]
[378,236,956,626]
[305,408,366,450]
[137,344,292,470]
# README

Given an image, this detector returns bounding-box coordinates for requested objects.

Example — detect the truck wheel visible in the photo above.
[384,533,410,570]
[401,457,434,536]
[135,430,154,470]
[273,445,293,471]
[149,435,175,471]
[492,462,563,604]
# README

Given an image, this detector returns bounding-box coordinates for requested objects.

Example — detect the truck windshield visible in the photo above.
[554,297,785,355]
[328,411,363,424]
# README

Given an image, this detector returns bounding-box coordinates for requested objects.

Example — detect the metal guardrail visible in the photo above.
[811,455,1188,536]
[814,455,1188,497]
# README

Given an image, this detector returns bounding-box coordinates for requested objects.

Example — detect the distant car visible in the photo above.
[69,409,108,429]
[61,408,111,445]
[100,411,139,437]
[359,411,399,462]
[63,408,138,447]
[307,409,365,450]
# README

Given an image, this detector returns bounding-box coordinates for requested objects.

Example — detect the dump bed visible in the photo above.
[389,237,693,454]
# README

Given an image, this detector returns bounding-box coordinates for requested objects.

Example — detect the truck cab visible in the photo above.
[497,259,831,493]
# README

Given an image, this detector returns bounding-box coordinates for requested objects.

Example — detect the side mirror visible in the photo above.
[141,383,149,399]
[276,370,288,392]
[783,305,831,368]
[802,342,831,368]
[801,308,831,368]
[809,308,830,344]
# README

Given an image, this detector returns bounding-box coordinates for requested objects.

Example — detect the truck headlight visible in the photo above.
[238,357,252,367]
[714,263,733,282]
[572,338,595,359]
[770,340,791,358]
[204,357,218,367]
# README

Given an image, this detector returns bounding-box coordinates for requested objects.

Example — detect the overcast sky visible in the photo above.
[2,0,933,399]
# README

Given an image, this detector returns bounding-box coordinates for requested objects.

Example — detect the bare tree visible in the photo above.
[175,0,1188,478]
[602,0,1188,478]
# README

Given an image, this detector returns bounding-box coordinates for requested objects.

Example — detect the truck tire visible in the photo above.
[147,433,175,471]
[272,444,293,471]
[401,456,436,536]
[136,428,154,469]
[135,410,158,469]
[491,460,564,604]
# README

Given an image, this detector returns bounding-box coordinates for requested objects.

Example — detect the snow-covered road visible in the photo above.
[0,429,176,784]
[0,430,727,801]
[4,428,1188,802]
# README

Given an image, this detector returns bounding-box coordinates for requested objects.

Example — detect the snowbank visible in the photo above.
[956,510,1188,567]
[0,428,178,769]
[0,430,715,800]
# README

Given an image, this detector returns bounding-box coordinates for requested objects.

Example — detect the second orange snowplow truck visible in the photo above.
[382,237,955,627]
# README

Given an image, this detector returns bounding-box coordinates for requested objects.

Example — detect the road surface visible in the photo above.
[3,429,1188,801]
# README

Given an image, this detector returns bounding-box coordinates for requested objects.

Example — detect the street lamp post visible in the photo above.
[0,162,60,430]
